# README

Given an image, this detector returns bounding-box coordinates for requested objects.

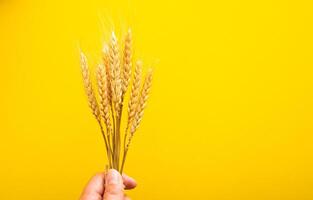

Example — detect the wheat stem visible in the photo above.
[109,32,123,170]
[98,120,112,168]
[110,104,117,168]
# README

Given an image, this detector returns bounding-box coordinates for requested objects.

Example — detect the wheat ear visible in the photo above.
[80,51,100,120]
[121,29,132,98]
[129,69,153,136]
[121,68,153,173]
[109,32,123,169]
[109,32,122,114]
[126,60,142,131]
[96,63,113,167]
[102,44,112,104]
[96,64,112,134]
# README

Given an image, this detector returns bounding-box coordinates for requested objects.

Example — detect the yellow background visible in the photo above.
[1,0,313,199]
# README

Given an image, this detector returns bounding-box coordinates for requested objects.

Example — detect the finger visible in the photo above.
[122,174,137,190]
[124,194,131,200]
[103,169,124,200]
[80,173,105,200]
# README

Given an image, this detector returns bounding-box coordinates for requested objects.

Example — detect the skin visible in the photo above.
[80,169,137,200]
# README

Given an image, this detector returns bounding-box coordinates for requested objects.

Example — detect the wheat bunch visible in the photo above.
[80,29,153,173]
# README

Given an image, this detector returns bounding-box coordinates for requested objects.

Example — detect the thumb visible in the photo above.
[103,169,124,200]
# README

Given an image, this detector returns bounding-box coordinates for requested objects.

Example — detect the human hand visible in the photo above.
[80,169,137,200]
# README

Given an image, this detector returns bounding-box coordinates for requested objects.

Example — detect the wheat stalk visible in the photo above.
[108,32,123,169]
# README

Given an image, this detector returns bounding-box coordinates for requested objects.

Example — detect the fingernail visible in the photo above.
[106,169,120,185]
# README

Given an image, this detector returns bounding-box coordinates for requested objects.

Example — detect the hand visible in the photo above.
[80,169,137,200]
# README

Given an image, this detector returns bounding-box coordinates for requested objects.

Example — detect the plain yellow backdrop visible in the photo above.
[1,0,313,199]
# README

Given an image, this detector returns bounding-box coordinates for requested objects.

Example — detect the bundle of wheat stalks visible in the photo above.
[80,29,153,173]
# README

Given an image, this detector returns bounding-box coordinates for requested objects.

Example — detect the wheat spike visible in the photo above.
[122,29,132,97]
[96,63,112,133]
[127,60,142,130]
[80,51,100,120]
[102,44,112,104]
[130,69,153,135]
[109,32,122,114]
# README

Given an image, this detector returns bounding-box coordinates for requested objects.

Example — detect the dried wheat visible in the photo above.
[121,68,153,172]
[109,32,122,114]
[122,29,132,98]
[102,44,112,104]
[130,69,153,136]
[81,29,153,173]
[127,60,142,131]
[96,63,112,133]
[80,51,100,120]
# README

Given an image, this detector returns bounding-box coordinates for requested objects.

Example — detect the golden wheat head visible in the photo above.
[96,63,112,134]
[127,60,142,130]
[109,32,122,115]
[80,51,100,120]
[102,44,112,104]
[122,29,132,97]
[130,69,153,135]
